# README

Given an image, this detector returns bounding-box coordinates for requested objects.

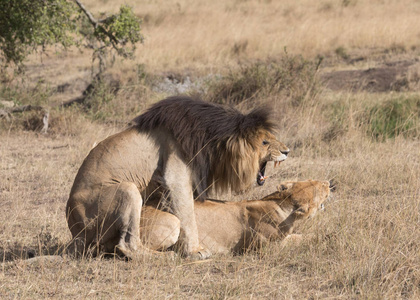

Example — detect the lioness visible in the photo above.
[66,96,289,259]
[140,180,331,254]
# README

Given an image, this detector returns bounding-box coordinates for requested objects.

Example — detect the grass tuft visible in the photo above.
[204,54,321,106]
[366,95,420,140]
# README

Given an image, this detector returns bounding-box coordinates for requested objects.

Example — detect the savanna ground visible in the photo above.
[1,0,419,298]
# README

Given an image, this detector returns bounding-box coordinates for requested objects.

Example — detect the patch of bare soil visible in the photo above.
[321,59,420,92]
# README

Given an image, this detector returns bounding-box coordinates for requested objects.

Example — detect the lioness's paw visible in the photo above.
[188,247,212,260]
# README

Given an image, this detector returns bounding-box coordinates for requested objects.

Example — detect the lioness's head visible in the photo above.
[256,131,290,186]
[265,180,331,219]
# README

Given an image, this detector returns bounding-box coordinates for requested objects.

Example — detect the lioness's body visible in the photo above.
[66,97,289,258]
[141,180,330,254]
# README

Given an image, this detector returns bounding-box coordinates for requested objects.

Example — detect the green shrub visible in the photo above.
[366,96,419,140]
[0,81,52,107]
[335,46,349,60]
[0,0,77,71]
[0,1,143,75]
[322,94,420,142]
[82,77,119,121]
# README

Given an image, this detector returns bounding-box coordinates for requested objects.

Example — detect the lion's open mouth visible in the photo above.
[257,160,283,185]
[256,161,267,186]
[257,160,283,186]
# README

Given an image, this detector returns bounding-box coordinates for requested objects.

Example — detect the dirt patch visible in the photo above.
[321,60,420,92]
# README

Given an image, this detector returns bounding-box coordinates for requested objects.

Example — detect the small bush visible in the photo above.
[335,46,349,60]
[0,80,52,107]
[82,77,120,121]
[204,54,321,106]
[323,94,420,142]
[366,96,419,140]
[205,63,268,104]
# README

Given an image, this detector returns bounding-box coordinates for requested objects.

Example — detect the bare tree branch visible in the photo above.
[10,105,45,113]
[74,0,120,47]
[1,105,49,133]
[74,0,98,27]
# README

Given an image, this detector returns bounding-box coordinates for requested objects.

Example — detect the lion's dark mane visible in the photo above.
[132,96,275,198]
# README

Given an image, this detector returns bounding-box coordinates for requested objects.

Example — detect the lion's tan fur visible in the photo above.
[66,97,289,259]
[140,180,330,254]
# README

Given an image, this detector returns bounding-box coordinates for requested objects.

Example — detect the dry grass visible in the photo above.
[11,0,420,93]
[97,0,420,73]
[1,0,420,298]
[1,90,419,298]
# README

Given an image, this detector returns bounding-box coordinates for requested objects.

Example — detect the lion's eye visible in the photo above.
[262,140,269,146]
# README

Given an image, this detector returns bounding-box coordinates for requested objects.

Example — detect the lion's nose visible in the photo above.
[281,149,290,156]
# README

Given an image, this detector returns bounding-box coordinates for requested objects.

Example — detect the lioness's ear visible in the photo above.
[294,205,307,216]
[278,184,288,191]
[329,179,337,192]
[277,182,293,191]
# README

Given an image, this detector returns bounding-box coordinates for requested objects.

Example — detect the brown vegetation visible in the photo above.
[1,0,419,298]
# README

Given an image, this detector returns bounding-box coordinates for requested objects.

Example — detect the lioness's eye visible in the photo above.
[262,140,269,146]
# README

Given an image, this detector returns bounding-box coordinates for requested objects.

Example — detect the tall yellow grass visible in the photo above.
[20,0,420,91]
[96,0,420,72]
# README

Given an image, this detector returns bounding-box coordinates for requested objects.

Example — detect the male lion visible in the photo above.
[140,180,331,254]
[66,96,290,259]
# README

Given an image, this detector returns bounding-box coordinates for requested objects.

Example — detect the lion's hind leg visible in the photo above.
[101,182,172,259]
[66,196,99,258]
[100,181,144,259]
